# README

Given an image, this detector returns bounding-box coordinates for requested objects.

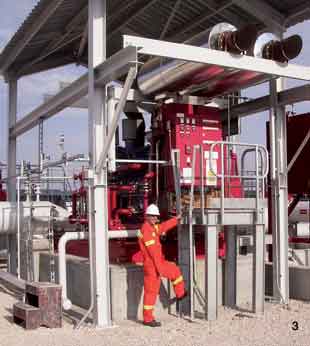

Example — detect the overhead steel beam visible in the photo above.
[10,46,137,139]
[231,0,285,35]
[0,0,65,74]
[221,84,310,119]
[124,35,310,81]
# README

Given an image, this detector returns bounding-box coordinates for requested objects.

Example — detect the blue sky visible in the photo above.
[0,0,309,165]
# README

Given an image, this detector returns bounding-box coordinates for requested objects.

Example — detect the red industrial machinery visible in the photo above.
[65,104,243,263]
[0,170,6,202]
[63,24,304,264]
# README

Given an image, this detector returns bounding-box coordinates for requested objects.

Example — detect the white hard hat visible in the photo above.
[145,204,160,216]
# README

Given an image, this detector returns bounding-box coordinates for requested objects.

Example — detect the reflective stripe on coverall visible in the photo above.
[138,217,185,323]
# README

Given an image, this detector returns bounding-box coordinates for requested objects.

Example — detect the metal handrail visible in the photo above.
[209,141,269,224]
[209,141,269,179]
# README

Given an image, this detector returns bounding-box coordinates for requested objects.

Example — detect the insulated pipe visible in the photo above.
[58,232,88,310]
[137,23,258,96]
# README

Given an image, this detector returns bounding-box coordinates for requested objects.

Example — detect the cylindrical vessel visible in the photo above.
[0,201,71,234]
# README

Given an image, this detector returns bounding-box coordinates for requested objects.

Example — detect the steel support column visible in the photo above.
[253,224,265,313]
[7,79,18,274]
[269,78,289,304]
[205,215,218,320]
[224,226,237,308]
[88,0,111,327]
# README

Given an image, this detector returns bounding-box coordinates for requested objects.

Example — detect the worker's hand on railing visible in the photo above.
[160,232,167,243]
[176,214,182,221]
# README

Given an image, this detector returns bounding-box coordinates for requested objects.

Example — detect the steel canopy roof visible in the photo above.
[0,0,309,78]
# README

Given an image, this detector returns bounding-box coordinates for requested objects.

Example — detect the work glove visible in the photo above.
[160,232,167,243]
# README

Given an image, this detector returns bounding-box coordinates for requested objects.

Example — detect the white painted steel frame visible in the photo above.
[221,84,310,119]
[269,78,289,304]
[123,35,310,81]
[96,66,137,174]
[88,0,110,328]
[7,79,18,275]
[10,46,138,139]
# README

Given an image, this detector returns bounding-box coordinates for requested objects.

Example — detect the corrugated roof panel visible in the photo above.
[0,0,309,76]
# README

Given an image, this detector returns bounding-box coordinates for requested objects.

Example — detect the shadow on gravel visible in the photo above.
[4,307,13,324]
[0,285,23,299]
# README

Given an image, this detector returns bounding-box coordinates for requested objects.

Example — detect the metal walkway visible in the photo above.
[172,141,268,321]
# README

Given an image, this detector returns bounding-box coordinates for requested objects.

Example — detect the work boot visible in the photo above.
[143,320,162,327]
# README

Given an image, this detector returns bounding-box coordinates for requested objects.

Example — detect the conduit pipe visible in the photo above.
[58,231,88,310]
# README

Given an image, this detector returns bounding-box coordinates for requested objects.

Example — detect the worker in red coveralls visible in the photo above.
[138,204,187,327]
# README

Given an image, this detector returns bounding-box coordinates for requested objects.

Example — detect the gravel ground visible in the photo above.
[0,284,310,346]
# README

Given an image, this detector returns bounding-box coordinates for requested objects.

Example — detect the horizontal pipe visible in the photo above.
[108,230,139,239]
[58,232,88,310]
[116,159,168,164]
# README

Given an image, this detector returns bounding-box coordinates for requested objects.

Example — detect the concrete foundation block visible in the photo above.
[13,302,41,330]
[265,262,310,300]
[38,253,225,321]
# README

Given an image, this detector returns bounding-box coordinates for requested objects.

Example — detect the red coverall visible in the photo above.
[138,217,185,323]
